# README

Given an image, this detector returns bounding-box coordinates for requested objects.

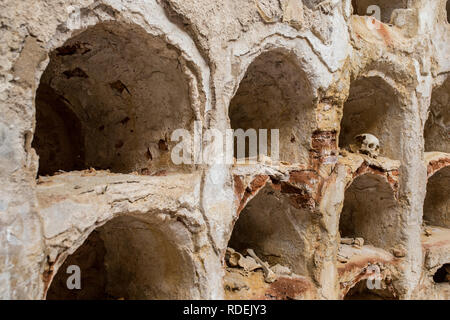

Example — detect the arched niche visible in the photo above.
[339,174,401,251]
[46,215,198,300]
[227,185,319,278]
[33,21,196,176]
[229,50,315,164]
[425,78,449,153]
[339,76,402,160]
[424,166,450,228]
[351,0,408,24]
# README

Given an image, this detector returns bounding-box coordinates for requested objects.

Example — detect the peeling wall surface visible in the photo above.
[0,0,449,300]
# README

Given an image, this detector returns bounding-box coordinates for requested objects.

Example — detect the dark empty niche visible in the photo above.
[424,167,450,228]
[433,264,450,283]
[344,280,398,300]
[229,50,314,164]
[339,174,401,251]
[33,22,194,176]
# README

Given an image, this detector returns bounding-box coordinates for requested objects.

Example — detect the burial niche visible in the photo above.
[46,215,197,300]
[33,22,195,176]
[229,50,314,164]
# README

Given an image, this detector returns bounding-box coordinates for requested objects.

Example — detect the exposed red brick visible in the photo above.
[352,162,385,178]
[235,175,269,215]
[386,172,399,192]
[250,175,270,193]
[427,158,450,178]
[351,162,399,197]
[287,170,322,209]
[310,130,338,168]
[263,277,315,300]
[289,170,318,186]
[311,130,337,151]
[338,257,398,277]
[233,175,245,207]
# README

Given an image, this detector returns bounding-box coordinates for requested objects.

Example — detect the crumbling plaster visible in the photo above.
[0,0,449,300]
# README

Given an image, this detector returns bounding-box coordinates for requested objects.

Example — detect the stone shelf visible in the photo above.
[223,267,318,300]
[425,152,450,178]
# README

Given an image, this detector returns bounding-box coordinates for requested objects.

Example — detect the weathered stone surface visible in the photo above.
[0,0,449,300]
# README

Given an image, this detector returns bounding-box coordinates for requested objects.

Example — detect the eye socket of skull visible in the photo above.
[368,143,374,148]
[355,135,366,144]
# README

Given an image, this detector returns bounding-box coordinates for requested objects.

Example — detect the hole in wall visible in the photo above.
[424,77,449,153]
[339,76,402,160]
[447,1,450,24]
[46,215,197,300]
[351,0,408,24]
[33,84,86,175]
[33,22,195,176]
[339,174,401,251]
[433,264,450,283]
[229,50,314,164]
[424,167,450,228]
[344,280,398,300]
[227,185,319,277]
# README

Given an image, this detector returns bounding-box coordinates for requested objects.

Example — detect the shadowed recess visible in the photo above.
[425,77,449,153]
[229,50,314,164]
[339,174,401,251]
[447,1,450,24]
[424,167,450,228]
[46,215,197,300]
[33,21,194,176]
[344,279,398,300]
[433,264,450,283]
[228,186,320,277]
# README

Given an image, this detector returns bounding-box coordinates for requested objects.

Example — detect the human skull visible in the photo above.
[355,133,380,158]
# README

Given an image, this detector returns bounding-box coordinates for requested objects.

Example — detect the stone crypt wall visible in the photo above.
[0,0,449,300]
